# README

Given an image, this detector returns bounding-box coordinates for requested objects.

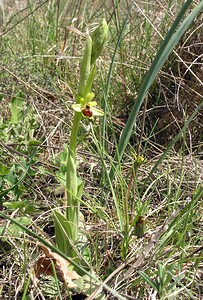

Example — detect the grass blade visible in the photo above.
[109,0,203,180]
[102,0,135,150]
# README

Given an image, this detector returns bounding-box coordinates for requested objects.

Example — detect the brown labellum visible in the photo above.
[82,105,93,118]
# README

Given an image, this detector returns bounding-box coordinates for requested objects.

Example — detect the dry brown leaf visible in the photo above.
[34,244,80,289]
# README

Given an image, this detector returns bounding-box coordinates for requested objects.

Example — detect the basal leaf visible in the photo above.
[0,162,10,175]
[10,91,25,124]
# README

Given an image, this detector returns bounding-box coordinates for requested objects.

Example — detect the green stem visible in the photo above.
[65,36,92,247]
[66,111,82,242]
[69,112,82,154]
[66,34,93,235]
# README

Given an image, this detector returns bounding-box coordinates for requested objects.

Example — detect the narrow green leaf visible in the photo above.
[27,140,42,146]
[21,273,31,300]
[139,271,158,292]
[157,263,165,289]
[51,260,63,300]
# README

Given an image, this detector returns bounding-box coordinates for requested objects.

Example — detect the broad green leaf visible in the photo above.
[0,162,10,175]
[4,165,17,185]
[0,216,31,237]
[10,91,25,124]
[53,210,76,258]
[3,201,25,210]
[3,200,39,214]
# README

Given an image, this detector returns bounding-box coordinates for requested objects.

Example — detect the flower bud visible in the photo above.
[134,216,145,238]
[91,19,109,65]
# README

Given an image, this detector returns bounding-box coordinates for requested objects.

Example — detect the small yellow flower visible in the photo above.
[136,155,145,164]
[132,152,145,165]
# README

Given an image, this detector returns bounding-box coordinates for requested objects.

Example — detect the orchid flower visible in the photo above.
[72,92,104,118]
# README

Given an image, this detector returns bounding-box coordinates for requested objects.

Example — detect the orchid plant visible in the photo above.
[54,20,109,264]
